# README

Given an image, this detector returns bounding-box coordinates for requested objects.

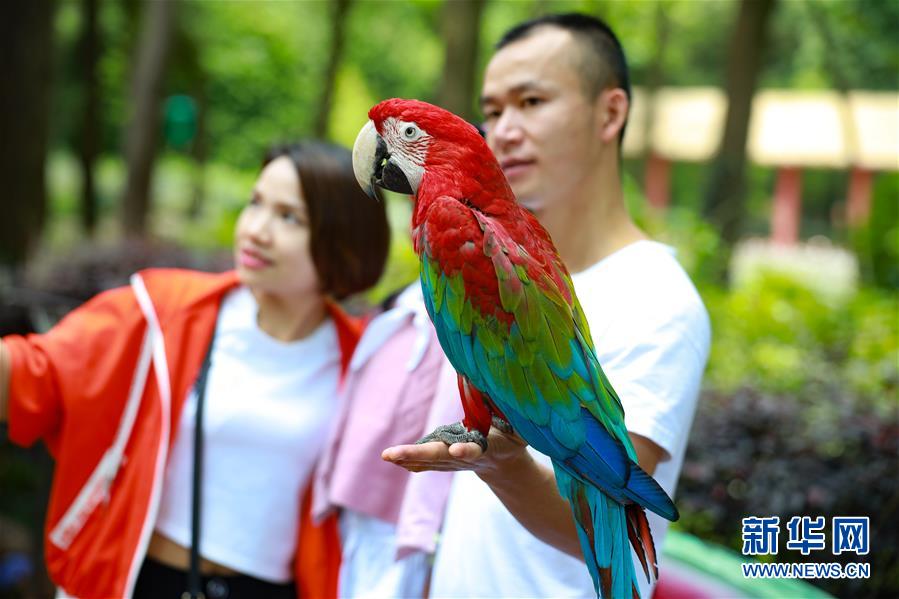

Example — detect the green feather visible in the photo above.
[487,351,510,392]
[460,298,474,335]
[434,268,447,313]
[496,263,522,314]
[537,296,574,372]
[515,282,544,343]
[445,273,465,324]
[508,322,534,366]
[514,264,531,284]
[567,370,594,405]
[530,354,570,413]
[505,357,530,401]
[475,318,504,357]
[510,361,550,425]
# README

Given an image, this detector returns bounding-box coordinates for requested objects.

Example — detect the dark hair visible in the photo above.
[263,141,390,300]
[497,13,631,142]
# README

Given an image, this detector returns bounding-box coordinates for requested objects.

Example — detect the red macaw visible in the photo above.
[352,98,677,598]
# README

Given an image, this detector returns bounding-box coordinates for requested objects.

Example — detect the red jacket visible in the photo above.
[4,269,359,598]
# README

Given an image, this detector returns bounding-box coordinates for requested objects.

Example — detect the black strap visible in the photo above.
[185,327,216,599]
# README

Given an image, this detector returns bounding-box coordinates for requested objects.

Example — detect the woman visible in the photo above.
[0,141,390,598]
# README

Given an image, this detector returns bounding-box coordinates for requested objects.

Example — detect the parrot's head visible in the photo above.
[352,98,500,201]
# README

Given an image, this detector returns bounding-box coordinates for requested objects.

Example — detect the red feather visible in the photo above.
[457,375,493,437]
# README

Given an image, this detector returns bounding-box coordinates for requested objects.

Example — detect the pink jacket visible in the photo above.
[312,285,463,557]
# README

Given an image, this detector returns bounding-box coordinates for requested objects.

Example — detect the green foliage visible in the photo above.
[677,384,899,597]
[675,232,898,597]
[43,151,256,251]
[606,0,737,87]
[764,0,899,91]
[646,207,724,288]
[850,172,899,289]
[364,193,421,304]
[843,289,899,404]
[624,171,725,287]
[705,273,898,408]
[345,1,443,107]
[183,1,332,168]
[625,169,897,413]
[328,64,379,149]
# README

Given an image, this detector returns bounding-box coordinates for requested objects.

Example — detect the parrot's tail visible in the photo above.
[557,467,658,599]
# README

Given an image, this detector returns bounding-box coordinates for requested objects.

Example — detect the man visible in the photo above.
[383,13,710,598]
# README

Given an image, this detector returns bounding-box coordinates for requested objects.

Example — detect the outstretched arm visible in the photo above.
[0,339,9,422]
[382,427,663,559]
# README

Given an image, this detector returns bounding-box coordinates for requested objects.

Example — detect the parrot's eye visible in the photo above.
[403,125,419,140]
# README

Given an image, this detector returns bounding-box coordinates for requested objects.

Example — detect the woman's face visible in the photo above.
[234,156,320,299]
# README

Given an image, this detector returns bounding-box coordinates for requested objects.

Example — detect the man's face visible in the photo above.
[480,27,601,218]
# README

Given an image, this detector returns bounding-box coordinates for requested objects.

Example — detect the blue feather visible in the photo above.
[624,466,680,522]
[549,406,583,453]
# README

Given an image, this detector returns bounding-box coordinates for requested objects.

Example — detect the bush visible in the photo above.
[704,272,898,407]
[677,387,899,597]
[22,239,232,304]
[680,271,897,597]
[653,224,899,595]
[850,172,899,290]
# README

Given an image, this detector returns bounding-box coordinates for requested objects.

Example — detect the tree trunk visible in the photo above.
[121,0,177,236]
[0,0,54,268]
[437,0,487,122]
[702,0,776,244]
[78,0,101,235]
[313,0,352,139]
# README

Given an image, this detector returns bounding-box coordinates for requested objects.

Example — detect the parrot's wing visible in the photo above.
[474,210,677,519]
[473,209,631,438]
[421,197,677,519]
[419,197,629,468]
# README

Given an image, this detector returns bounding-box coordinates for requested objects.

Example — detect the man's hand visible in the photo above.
[384,421,583,557]
[382,424,528,475]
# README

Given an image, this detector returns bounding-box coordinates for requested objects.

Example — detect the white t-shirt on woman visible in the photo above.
[155,286,341,583]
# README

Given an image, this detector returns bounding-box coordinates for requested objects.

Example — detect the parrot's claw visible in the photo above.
[491,416,514,435]
[415,421,488,453]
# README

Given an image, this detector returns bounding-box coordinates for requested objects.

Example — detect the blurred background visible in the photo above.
[0,0,896,597]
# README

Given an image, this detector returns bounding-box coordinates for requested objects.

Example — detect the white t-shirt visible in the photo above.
[338,510,430,599]
[155,286,341,583]
[430,240,711,598]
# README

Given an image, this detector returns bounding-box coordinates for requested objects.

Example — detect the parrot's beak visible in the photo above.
[352,120,383,200]
[352,119,414,198]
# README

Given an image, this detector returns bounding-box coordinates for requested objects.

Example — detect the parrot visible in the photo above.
[352,98,678,599]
